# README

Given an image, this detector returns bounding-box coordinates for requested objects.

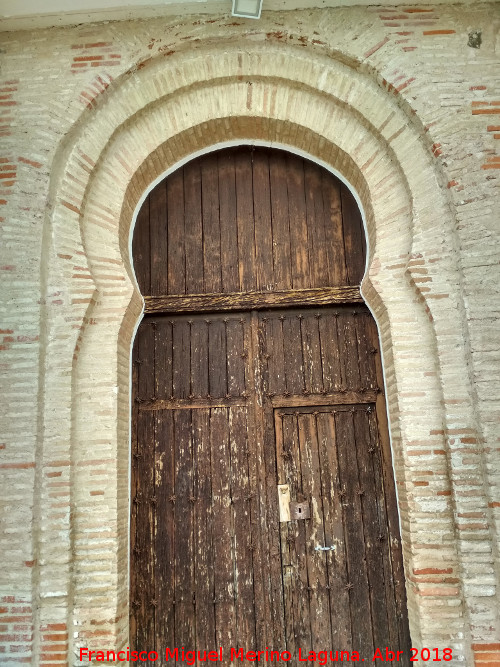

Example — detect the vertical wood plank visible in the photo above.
[173,409,195,649]
[132,194,151,295]
[356,312,378,391]
[230,407,257,651]
[248,312,273,649]
[133,409,156,654]
[190,318,209,399]
[269,151,292,291]
[274,412,296,656]
[192,409,216,662]
[167,167,185,294]
[304,161,329,288]
[149,180,168,296]
[321,170,346,285]
[134,324,156,652]
[253,149,274,291]
[210,408,236,649]
[353,407,387,651]
[337,310,362,391]
[335,409,373,658]
[201,154,222,293]
[286,154,310,289]
[298,412,332,651]
[300,312,324,395]
[235,149,256,292]
[226,316,247,397]
[262,315,286,398]
[155,318,173,400]
[155,409,176,660]
[318,310,342,393]
[218,150,239,293]
[316,411,352,648]
[129,337,140,652]
[184,161,204,294]
[172,318,191,399]
[282,312,304,395]
[208,317,227,398]
[288,413,313,653]
[341,183,366,286]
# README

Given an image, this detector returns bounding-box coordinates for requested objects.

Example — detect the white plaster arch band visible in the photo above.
[37,41,478,662]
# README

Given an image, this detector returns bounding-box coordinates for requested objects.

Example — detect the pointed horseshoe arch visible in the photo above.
[35,37,477,665]
[130,146,412,661]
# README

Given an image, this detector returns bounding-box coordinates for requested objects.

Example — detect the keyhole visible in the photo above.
[298,507,302,515]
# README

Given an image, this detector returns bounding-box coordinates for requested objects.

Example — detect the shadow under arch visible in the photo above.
[35,39,475,664]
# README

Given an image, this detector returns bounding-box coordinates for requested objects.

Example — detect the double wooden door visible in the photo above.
[130,146,411,664]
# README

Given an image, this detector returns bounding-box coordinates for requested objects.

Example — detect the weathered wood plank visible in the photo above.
[269,151,291,290]
[341,311,363,391]
[261,397,286,650]
[184,161,204,294]
[190,318,209,399]
[253,149,274,291]
[271,390,377,408]
[192,409,216,662]
[201,154,222,293]
[154,318,173,401]
[133,409,156,653]
[321,169,346,285]
[282,313,304,395]
[264,315,286,398]
[275,412,298,657]
[316,410,352,648]
[300,312,323,394]
[235,150,256,292]
[172,318,191,399]
[166,167,185,294]
[226,316,247,398]
[210,408,236,648]
[335,408,373,658]
[341,183,366,286]
[304,161,329,288]
[145,286,362,314]
[139,397,247,411]
[149,180,168,295]
[287,413,312,653]
[298,412,332,651]
[230,407,257,651]
[155,409,175,660]
[354,406,391,649]
[173,409,195,649]
[286,154,310,289]
[248,311,273,648]
[208,317,227,398]
[218,150,239,293]
[318,311,343,393]
[132,194,151,295]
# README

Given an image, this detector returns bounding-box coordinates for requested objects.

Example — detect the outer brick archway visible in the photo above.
[36,39,488,665]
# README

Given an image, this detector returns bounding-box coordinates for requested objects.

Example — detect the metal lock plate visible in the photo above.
[289,501,310,520]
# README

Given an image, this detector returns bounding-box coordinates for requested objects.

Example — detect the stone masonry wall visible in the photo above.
[0,4,499,665]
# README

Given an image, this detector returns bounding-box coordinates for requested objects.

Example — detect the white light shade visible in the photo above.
[232,0,263,19]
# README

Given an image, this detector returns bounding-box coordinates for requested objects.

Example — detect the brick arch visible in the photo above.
[36,42,480,664]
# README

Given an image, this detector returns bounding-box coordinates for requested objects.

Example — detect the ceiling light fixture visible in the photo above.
[232,0,263,20]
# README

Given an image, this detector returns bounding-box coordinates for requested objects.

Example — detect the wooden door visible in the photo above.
[131,147,411,665]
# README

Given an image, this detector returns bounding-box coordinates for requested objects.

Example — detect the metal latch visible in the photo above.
[315,545,335,552]
[290,501,310,520]
[278,485,310,522]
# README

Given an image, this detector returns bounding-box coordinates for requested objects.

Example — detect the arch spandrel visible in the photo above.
[37,39,484,664]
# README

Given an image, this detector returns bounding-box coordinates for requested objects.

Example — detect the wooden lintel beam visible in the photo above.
[144,286,363,314]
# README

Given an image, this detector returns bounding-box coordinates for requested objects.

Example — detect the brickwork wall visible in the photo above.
[0,4,498,665]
